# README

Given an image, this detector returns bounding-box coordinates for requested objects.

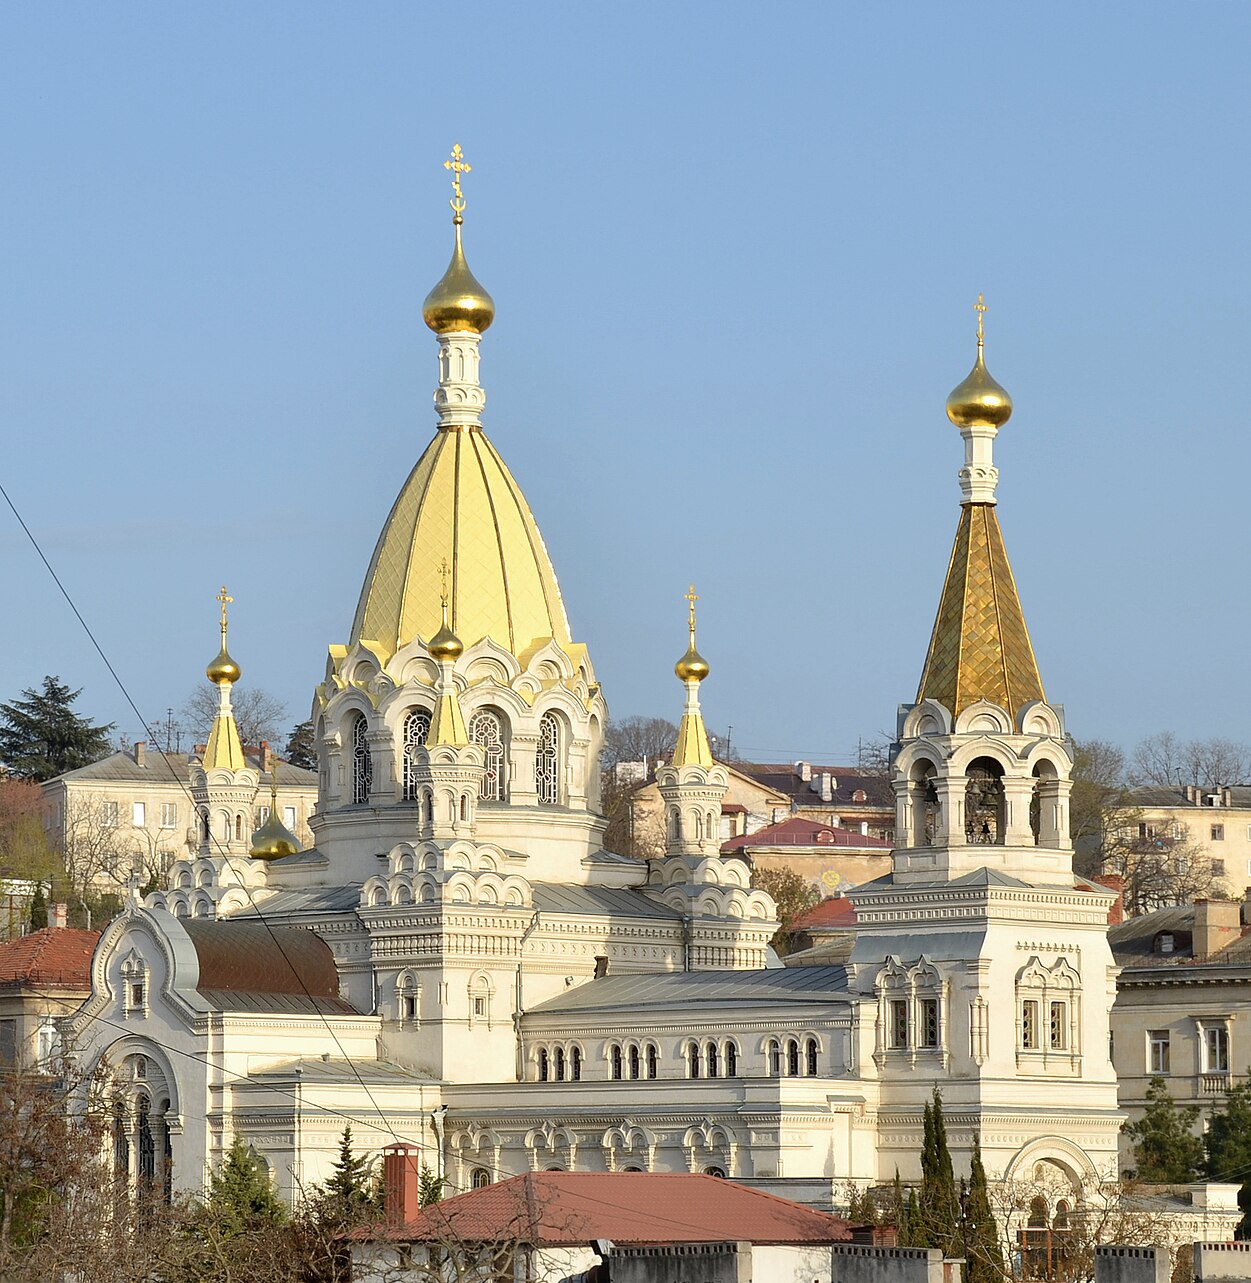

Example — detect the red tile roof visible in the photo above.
[789,896,858,932]
[361,1172,851,1246]
[0,927,99,990]
[721,816,892,852]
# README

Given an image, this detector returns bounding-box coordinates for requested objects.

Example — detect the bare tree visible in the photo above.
[601,716,679,770]
[1130,732,1251,791]
[57,795,135,907]
[182,683,289,749]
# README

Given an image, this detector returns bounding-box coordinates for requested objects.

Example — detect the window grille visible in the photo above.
[689,1042,700,1078]
[628,1046,640,1080]
[555,1047,566,1082]
[571,1046,582,1081]
[611,1045,622,1080]
[787,1039,800,1076]
[806,1038,818,1075]
[706,1042,719,1078]
[725,1043,737,1077]
[889,999,908,1049]
[538,1049,549,1082]
[1022,1000,1039,1050]
[351,715,372,804]
[469,709,505,800]
[920,998,939,1048]
[402,709,431,801]
[646,1044,658,1079]
[536,713,560,805]
[1049,1001,1067,1050]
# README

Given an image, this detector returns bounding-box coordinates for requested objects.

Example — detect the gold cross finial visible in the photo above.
[685,583,699,641]
[445,144,471,225]
[216,585,233,642]
[438,558,452,618]
[975,292,987,347]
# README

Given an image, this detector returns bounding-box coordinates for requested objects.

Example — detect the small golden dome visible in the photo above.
[250,805,300,861]
[206,647,241,685]
[946,346,1013,429]
[422,225,495,335]
[428,623,464,662]
[675,644,709,683]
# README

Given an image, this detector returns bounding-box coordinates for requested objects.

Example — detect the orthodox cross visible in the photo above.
[217,585,233,642]
[975,292,988,346]
[685,583,699,641]
[445,144,471,222]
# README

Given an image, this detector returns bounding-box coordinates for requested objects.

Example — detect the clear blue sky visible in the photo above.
[2,4,1248,764]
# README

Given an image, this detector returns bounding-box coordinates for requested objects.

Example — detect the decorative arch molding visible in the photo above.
[1002,1135,1100,1189]
[602,1122,656,1172]
[525,1122,577,1171]
[1017,700,1065,739]
[682,1120,737,1175]
[900,699,953,740]
[953,698,1014,736]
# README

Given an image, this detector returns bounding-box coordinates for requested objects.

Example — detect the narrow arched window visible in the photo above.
[769,1039,781,1076]
[234,814,243,841]
[647,1044,658,1079]
[460,794,468,821]
[555,1047,566,1082]
[787,1039,800,1076]
[538,1048,549,1082]
[689,1042,700,1078]
[628,1046,640,1080]
[469,708,506,801]
[571,1046,582,1081]
[536,712,560,806]
[725,1043,737,1077]
[806,1037,818,1076]
[611,1044,623,1081]
[402,709,431,801]
[351,714,372,804]
[706,1041,719,1078]
[137,1097,155,1184]
[472,1167,491,1189]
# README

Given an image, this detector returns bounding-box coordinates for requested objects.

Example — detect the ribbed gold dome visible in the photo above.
[946,345,1013,429]
[422,224,495,335]
[249,803,300,861]
[428,622,464,661]
[206,648,241,685]
[675,644,709,683]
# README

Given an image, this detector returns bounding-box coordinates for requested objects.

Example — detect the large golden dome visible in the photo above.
[351,429,571,661]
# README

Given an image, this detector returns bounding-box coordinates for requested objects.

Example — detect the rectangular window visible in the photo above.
[284,806,297,829]
[1207,1027,1230,1074]
[1149,1029,1171,1074]
[159,802,176,829]
[1212,824,1226,841]
[0,1019,16,1067]
[131,802,145,827]
[256,806,270,826]
[1213,859,1226,877]
[919,998,939,1048]
[473,996,486,1018]
[1049,1002,1067,1050]
[888,999,908,1048]
[1021,1000,1039,1050]
[102,802,119,828]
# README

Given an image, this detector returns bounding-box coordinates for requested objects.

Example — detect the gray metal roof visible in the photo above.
[236,885,364,917]
[52,749,316,787]
[531,883,683,919]
[198,989,362,1015]
[529,965,851,1015]
[248,1057,432,1084]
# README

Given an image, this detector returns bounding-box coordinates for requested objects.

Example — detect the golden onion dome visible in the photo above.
[428,622,464,661]
[675,643,710,683]
[422,224,495,335]
[249,804,300,861]
[946,345,1013,429]
[206,647,241,685]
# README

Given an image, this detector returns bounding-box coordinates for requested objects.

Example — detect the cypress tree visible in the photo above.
[26,883,46,936]
[964,1133,1005,1283]
[919,1088,961,1256]
[323,1126,377,1221]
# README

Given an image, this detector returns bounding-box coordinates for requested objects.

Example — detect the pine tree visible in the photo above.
[26,883,46,936]
[1205,1080,1251,1234]
[285,720,318,771]
[0,677,113,782]
[322,1126,377,1221]
[203,1138,288,1238]
[919,1088,961,1256]
[963,1133,1005,1283]
[418,1165,445,1206]
[1122,1077,1204,1183]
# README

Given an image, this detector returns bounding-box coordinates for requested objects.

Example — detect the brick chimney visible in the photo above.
[1194,899,1241,959]
[1091,874,1125,926]
[261,741,272,773]
[134,741,146,767]
[794,761,811,783]
[383,1142,423,1224]
[47,902,68,930]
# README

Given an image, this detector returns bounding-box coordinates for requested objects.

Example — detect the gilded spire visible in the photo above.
[203,585,245,771]
[249,768,300,861]
[428,561,469,746]
[428,559,464,661]
[671,585,714,769]
[946,293,1013,429]
[422,144,495,336]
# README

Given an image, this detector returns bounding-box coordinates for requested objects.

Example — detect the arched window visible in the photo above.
[688,1042,700,1078]
[555,1047,566,1082]
[402,709,431,801]
[234,814,243,841]
[538,1048,549,1082]
[351,714,372,804]
[469,709,506,801]
[199,808,209,842]
[571,1046,582,1081]
[806,1037,818,1076]
[137,1097,155,1185]
[705,1166,727,1179]
[611,1044,623,1081]
[706,1041,719,1078]
[965,757,1005,845]
[536,712,560,806]
[646,1044,658,1079]
[472,1167,491,1189]
[768,1039,781,1076]
[725,1043,737,1077]
[113,1102,129,1179]
[628,1045,640,1080]
[787,1039,800,1076]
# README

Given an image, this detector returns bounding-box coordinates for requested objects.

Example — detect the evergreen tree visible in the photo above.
[322,1126,377,1221]
[418,1165,445,1207]
[1123,1077,1204,1183]
[919,1088,961,1255]
[0,677,113,781]
[285,720,318,771]
[963,1134,1005,1283]
[202,1138,288,1238]
[1205,1079,1251,1234]
[26,883,46,936]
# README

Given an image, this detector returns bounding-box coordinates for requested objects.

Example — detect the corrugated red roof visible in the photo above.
[0,927,99,990]
[181,920,341,997]
[360,1172,851,1246]
[721,816,892,852]
[790,896,858,932]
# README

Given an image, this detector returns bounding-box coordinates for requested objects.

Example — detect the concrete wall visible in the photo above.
[1195,1242,1251,1283]
[830,1243,947,1283]
[1094,1245,1171,1283]
[611,1243,751,1283]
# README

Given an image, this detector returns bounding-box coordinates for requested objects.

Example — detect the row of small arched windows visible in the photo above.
[536,1037,823,1081]
[350,708,562,807]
